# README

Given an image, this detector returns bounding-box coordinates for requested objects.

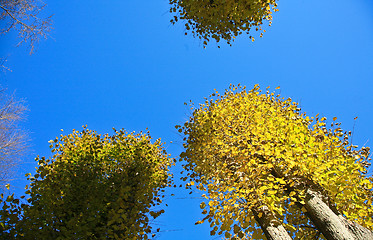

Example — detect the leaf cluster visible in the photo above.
[177,85,373,239]
[0,127,173,239]
[169,0,278,47]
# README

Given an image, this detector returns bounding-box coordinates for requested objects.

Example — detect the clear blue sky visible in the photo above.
[1,0,372,239]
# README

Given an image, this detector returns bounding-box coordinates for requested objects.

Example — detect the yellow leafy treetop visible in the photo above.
[169,0,278,47]
[0,127,174,239]
[177,85,372,239]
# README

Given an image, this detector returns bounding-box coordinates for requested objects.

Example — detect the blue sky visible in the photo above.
[1,0,373,239]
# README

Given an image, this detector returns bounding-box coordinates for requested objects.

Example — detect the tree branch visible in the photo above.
[0,4,34,31]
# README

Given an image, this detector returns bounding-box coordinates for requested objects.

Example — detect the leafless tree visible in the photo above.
[0,0,52,54]
[0,88,28,190]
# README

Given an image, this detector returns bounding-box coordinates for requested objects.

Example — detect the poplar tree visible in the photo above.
[177,85,373,239]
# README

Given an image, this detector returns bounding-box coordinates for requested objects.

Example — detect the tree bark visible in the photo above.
[304,188,373,240]
[252,205,293,240]
[270,167,373,240]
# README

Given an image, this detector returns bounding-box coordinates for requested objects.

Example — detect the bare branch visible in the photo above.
[0,0,52,54]
[0,88,28,191]
[0,4,34,31]
[0,57,11,73]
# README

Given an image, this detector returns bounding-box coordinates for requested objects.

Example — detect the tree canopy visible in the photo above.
[177,85,373,239]
[0,127,174,239]
[169,0,278,47]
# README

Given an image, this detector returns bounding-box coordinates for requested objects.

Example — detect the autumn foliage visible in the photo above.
[0,127,173,239]
[177,85,373,239]
[169,0,278,46]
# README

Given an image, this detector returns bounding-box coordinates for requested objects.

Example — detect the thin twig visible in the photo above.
[0,4,34,31]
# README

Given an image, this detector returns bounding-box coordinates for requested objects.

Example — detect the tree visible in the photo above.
[0,127,174,239]
[169,0,278,47]
[0,0,52,54]
[0,89,27,190]
[177,85,373,239]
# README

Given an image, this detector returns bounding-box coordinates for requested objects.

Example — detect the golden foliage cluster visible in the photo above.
[169,0,278,46]
[177,85,373,239]
[0,127,173,239]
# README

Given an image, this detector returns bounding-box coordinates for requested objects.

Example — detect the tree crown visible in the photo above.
[169,0,278,47]
[177,85,373,239]
[0,127,174,239]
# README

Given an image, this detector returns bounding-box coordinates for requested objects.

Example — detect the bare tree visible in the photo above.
[0,88,27,190]
[0,0,52,54]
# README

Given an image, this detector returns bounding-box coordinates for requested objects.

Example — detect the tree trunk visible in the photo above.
[252,205,293,240]
[304,188,373,240]
[270,167,373,240]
